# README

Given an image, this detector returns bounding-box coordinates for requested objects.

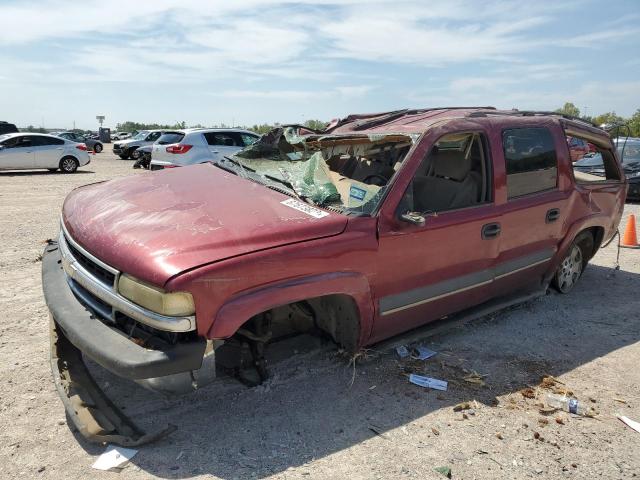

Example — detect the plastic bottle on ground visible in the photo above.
[546,393,587,415]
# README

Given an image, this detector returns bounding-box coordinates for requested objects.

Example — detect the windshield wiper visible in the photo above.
[263,174,309,203]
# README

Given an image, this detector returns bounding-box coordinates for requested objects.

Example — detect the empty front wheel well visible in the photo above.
[236,294,361,353]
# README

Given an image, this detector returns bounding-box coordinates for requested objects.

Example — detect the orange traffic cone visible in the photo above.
[621,214,639,248]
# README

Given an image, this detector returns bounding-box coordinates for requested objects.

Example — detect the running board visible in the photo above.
[50,318,176,446]
[377,287,548,353]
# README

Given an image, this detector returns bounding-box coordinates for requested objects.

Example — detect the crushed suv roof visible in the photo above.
[326,107,603,135]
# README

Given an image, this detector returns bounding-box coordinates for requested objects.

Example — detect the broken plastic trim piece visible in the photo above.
[50,318,176,446]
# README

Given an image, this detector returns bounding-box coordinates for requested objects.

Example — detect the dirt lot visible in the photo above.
[1,150,639,480]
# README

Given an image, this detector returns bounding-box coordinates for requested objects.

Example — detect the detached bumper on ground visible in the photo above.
[42,242,208,445]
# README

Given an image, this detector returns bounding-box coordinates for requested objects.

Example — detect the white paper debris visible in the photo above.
[408,374,448,391]
[617,415,640,434]
[412,345,437,360]
[92,445,138,471]
[396,345,410,358]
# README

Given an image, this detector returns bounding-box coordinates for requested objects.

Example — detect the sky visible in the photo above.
[0,0,639,130]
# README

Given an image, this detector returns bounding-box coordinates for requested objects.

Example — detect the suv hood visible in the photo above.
[62,163,348,286]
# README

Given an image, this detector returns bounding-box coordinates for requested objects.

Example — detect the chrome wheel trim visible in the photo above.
[62,158,76,172]
[557,245,583,293]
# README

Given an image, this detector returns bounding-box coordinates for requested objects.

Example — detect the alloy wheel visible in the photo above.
[556,245,583,293]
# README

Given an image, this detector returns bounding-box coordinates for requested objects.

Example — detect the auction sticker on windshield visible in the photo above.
[280,198,329,219]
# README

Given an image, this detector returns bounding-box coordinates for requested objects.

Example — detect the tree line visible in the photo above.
[555,102,640,137]
[113,119,329,135]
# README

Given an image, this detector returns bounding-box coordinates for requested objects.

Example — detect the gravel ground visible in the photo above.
[1,150,639,480]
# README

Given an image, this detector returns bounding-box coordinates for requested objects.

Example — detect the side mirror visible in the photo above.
[400,211,426,226]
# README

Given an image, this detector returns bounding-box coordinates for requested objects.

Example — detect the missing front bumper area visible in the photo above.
[50,318,176,446]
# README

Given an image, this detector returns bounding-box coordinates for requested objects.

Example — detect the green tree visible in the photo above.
[592,111,626,129]
[628,109,640,137]
[250,123,275,135]
[555,102,581,118]
[304,119,328,131]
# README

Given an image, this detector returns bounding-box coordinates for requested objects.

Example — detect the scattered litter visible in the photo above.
[395,345,410,358]
[409,374,448,391]
[521,387,536,399]
[412,345,437,361]
[431,427,440,436]
[546,393,597,417]
[475,449,489,455]
[92,445,138,471]
[533,432,543,441]
[617,415,640,434]
[495,432,504,440]
[462,371,487,387]
[369,385,376,390]
[555,416,565,425]
[453,402,472,412]
[538,406,558,415]
[434,466,452,478]
[538,418,549,427]
[614,398,627,404]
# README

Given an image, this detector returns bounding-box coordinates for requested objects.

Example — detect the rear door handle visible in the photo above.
[481,222,501,239]
[546,208,560,223]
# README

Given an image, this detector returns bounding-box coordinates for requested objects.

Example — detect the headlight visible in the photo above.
[118,274,195,316]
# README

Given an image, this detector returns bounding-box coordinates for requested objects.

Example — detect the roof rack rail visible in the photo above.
[468,109,598,128]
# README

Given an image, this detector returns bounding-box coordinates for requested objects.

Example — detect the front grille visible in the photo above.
[65,239,116,286]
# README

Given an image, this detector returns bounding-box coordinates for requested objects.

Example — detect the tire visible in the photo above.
[552,231,594,294]
[131,148,142,160]
[119,154,129,160]
[93,143,103,153]
[59,156,79,173]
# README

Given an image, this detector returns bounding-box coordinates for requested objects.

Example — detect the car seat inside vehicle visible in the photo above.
[407,133,487,214]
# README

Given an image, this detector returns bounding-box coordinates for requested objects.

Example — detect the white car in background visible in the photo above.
[0,133,91,173]
[149,128,259,170]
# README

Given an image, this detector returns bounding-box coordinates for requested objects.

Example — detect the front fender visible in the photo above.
[208,271,374,348]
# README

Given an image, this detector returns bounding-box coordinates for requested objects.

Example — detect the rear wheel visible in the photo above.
[60,156,79,173]
[552,232,594,293]
[93,143,103,153]
[131,148,142,160]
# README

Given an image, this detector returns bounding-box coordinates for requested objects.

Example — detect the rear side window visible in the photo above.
[31,136,64,146]
[204,132,243,147]
[503,127,557,198]
[157,132,184,145]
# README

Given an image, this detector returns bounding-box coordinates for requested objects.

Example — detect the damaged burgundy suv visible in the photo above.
[42,108,626,445]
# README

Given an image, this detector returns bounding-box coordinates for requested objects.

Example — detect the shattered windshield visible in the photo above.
[226,127,416,215]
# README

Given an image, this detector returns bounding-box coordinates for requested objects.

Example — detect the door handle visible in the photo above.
[546,208,560,223]
[211,150,219,153]
[481,222,501,239]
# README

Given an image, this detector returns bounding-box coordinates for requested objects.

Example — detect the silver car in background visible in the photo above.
[0,133,90,173]
[113,130,164,160]
[149,128,259,170]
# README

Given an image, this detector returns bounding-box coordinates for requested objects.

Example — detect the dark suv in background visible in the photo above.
[0,121,18,135]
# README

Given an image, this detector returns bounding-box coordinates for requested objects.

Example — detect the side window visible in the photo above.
[204,133,241,146]
[572,136,621,183]
[31,136,64,146]
[1,136,22,148]
[503,128,557,198]
[147,132,161,142]
[398,132,491,215]
[241,133,259,146]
